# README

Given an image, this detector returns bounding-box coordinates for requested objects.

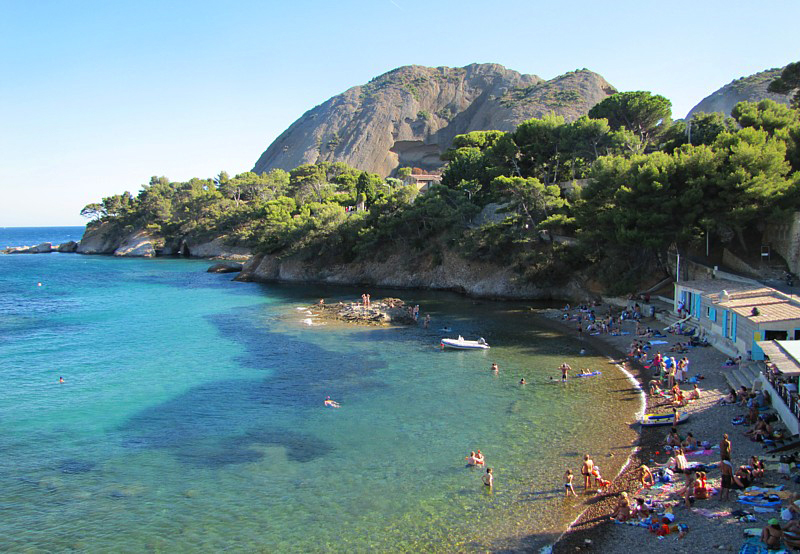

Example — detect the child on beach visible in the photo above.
[564,469,577,497]
[639,464,655,488]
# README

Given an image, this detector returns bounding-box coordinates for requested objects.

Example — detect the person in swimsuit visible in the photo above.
[564,469,577,497]
[519,378,526,385]
[474,450,485,466]
[762,519,783,549]
[465,451,478,466]
[693,471,709,500]
[324,396,341,408]
[581,454,594,491]
[561,364,571,382]
[639,464,655,488]
[490,363,499,372]
[482,467,493,488]
[720,459,734,501]
[59,376,64,384]
[720,433,731,461]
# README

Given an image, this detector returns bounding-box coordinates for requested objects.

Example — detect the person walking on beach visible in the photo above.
[564,469,577,497]
[581,454,594,491]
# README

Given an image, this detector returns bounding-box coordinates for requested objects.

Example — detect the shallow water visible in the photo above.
[0,233,640,552]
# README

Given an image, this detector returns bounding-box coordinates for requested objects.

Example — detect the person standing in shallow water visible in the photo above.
[581,454,594,491]
[482,467,493,488]
[564,469,577,497]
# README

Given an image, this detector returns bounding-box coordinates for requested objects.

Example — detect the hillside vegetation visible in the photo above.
[83,89,800,295]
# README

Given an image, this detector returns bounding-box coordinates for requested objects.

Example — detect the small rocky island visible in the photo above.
[309,298,419,326]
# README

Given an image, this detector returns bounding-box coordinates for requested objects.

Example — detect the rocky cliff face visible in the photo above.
[235,249,587,301]
[77,223,251,259]
[686,67,791,119]
[253,64,617,176]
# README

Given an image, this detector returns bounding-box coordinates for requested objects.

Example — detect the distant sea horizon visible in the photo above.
[0,226,85,248]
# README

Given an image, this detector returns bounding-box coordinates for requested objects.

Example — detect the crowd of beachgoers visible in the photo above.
[543,301,800,553]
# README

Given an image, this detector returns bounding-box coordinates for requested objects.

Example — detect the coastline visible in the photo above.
[530,311,650,552]
[537,304,800,554]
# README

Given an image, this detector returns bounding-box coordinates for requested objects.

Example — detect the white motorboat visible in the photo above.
[440,336,490,350]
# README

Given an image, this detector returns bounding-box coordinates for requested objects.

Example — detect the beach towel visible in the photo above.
[686,449,714,457]
[739,499,781,507]
[649,340,669,345]
[738,537,789,554]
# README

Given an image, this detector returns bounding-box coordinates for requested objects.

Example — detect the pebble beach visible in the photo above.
[539,303,799,554]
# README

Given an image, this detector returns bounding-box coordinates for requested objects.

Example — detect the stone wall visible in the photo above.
[765,212,800,275]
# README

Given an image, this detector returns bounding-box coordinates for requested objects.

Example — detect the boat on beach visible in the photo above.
[640,411,690,426]
[440,336,490,350]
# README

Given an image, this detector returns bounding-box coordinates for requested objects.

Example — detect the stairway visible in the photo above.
[722,361,762,392]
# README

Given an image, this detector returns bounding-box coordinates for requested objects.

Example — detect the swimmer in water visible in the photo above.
[519,378,526,385]
[465,451,478,466]
[59,376,64,383]
[490,363,499,372]
[482,467,493,488]
[323,396,341,408]
[474,450,485,466]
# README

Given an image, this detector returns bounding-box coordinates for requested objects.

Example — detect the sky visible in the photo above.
[1,0,798,226]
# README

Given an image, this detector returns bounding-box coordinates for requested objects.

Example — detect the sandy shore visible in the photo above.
[538,304,800,554]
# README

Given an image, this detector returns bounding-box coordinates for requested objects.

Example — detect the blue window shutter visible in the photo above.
[722,310,728,337]
[709,307,716,322]
[732,313,737,342]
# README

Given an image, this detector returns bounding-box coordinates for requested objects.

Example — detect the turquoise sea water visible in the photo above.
[0,228,641,552]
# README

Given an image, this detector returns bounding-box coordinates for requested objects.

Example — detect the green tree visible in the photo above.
[768,61,800,108]
[588,91,672,151]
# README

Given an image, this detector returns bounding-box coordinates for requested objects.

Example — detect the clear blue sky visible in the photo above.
[1,0,798,226]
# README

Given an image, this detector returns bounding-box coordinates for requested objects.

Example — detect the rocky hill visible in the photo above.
[252,63,617,177]
[686,67,791,119]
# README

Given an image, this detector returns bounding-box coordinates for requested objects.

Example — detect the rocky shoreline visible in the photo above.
[2,241,78,254]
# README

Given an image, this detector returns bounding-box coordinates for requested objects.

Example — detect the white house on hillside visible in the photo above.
[674,279,800,359]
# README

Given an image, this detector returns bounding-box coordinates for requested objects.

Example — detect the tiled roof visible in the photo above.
[731,302,800,323]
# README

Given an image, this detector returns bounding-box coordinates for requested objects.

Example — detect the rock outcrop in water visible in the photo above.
[252,64,617,176]
[2,241,80,254]
[306,298,417,326]
[686,66,792,119]
[75,223,251,260]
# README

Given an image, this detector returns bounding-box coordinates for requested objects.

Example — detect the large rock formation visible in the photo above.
[113,230,156,257]
[686,67,792,119]
[253,64,617,176]
[77,222,124,254]
[235,249,586,301]
[77,223,251,259]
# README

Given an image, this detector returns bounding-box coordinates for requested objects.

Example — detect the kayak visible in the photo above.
[641,412,690,426]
